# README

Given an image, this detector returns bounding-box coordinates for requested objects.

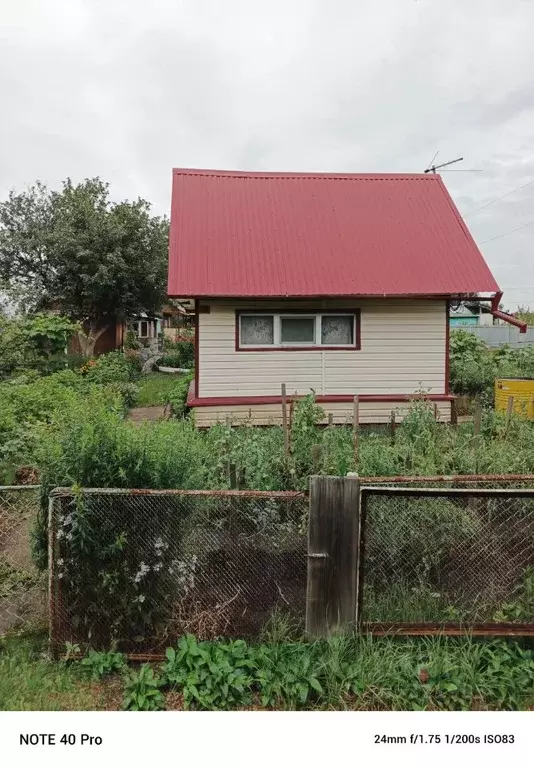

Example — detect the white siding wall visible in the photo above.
[198,299,447,398]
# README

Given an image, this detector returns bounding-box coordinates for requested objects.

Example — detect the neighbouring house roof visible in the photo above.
[168,169,500,298]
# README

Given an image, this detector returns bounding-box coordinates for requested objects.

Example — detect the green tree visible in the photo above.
[0,178,168,356]
[0,313,78,380]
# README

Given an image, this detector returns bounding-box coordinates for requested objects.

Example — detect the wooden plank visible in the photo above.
[281,384,289,456]
[229,463,237,490]
[311,444,322,473]
[450,398,458,427]
[473,400,482,437]
[306,475,361,636]
[353,395,360,468]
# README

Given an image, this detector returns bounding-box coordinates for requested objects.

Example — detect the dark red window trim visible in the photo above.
[235,309,361,351]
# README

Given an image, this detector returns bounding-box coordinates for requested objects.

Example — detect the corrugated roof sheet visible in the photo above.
[168,169,500,297]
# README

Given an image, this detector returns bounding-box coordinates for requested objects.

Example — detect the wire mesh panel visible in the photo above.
[360,488,534,630]
[50,489,308,654]
[0,486,46,635]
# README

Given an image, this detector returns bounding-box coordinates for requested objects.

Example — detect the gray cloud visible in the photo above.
[2,0,534,307]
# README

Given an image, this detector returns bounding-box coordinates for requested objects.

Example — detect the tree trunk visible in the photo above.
[78,322,109,358]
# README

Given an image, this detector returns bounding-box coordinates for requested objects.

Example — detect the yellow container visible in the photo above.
[495,378,534,419]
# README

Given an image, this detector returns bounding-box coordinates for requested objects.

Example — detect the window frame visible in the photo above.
[236,310,361,351]
[139,320,149,338]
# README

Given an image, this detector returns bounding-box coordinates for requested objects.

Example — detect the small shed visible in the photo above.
[167,169,521,426]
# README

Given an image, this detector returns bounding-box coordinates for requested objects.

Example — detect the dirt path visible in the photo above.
[127,406,167,423]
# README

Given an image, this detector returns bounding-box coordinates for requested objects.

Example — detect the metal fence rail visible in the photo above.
[460,324,534,347]
[49,488,308,655]
[0,485,46,636]
[359,487,534,635]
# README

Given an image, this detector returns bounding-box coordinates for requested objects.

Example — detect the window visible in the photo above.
[139,321,149,338]
[238,312,358,349]
[240,315,274,346]
[321,315,354,345]
[280,316,315,344]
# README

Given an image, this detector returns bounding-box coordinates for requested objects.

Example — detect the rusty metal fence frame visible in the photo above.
[48,486,308,657]
[358,485,534,637]
[5,476,534,651]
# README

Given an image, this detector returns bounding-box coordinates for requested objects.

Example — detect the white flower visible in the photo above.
[133,561,150,583]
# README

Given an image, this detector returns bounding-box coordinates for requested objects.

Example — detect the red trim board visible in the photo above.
[187,388,455,408]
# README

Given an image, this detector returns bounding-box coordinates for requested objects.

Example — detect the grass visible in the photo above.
[2,630,533,711]
[0,633,120,711]
[135,373,181,407]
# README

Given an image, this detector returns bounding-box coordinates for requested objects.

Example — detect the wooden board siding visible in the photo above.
[192,400,452,427]
[198,299,447,398]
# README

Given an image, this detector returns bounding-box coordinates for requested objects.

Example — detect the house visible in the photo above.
[167,169,524,426]
[449,301,495,328]
[160,300,195,341]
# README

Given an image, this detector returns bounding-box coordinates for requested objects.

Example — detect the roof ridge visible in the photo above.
[172,168,437,181]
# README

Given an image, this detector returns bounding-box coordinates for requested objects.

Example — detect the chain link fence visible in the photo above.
[49,488,308,655]
[0,486,47,636]
[359,487,534,629]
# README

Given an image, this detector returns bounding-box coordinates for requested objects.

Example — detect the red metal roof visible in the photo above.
[168,169,500,298]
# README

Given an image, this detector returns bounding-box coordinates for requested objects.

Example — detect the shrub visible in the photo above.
[162,635,256,710]
[80,649,126,681]
[157,337,194,369]
[83,351,137,385]
[107,381,139,409]
[449,329,534,404]
[168,374,193,417]
[123,664,165,711]
[0,313,78,381]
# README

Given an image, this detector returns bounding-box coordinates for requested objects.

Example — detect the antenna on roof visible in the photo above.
[423,156,483,174]
[424,156,463,173]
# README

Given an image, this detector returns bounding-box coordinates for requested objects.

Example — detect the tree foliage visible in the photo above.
[0,178,168,355]
[0,313,78,380]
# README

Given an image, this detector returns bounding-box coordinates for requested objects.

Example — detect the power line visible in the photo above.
[466,178,534,216]
[480,217,534,244]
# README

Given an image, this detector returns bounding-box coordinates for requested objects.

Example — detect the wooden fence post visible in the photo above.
[311,444,322,473]
[306,475,361,636]
[450,398,458,427]
[473,400,482,438]
[281,384,289,456]
[390,410,396,444]
[229,463,237,490]
[353,396,359,468]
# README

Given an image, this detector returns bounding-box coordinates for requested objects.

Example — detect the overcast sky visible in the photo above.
[2,0,534,308]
